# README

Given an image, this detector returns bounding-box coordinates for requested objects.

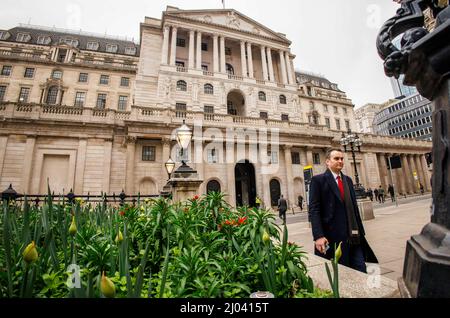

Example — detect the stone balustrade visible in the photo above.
[0,102,433,149]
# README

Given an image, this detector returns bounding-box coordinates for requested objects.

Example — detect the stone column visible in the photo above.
[279,50,288,84]
[213,35,219,73]
[102,139,113,194]
[414,154,426,191]
[377,153,388,189]
[125,136,137,194]
[260,46,268,81]
[407,155,419,193]
[284,145,295,207]
[306,148,313,166]
[194,139,205,194]
[420,154,431,191]
[240,41,247,77]
[188,30,195,69]
[401,154,414,194]
[169,26,177,66]
[226,162,235,206]
[74,138,87,194]
[0,135,8,179]
[267,47,275,82]
[262,168,271,209]
[395,157,407,196]
[196,31,202,70]
[285,52,293,85]
[161,25,170,64]
[21,135,36,194]
[247,42,254,78]
[220,36,226,73]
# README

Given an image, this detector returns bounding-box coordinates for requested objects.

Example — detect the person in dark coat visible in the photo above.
[388,184,395,202]
[309,148,378,273]
[298,195,304,211]
[278,195,288,224]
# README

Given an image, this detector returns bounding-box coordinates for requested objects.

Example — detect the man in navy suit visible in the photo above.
[309,148,378,273]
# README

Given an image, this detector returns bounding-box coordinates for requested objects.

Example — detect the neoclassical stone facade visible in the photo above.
[0,6,432,208]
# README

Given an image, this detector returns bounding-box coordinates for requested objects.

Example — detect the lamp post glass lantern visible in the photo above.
[165,157,175,180]
[340,130,366,199]
[176,120,193,161]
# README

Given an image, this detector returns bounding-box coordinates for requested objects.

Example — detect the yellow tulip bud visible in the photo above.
[23,241,38,264]
[115,230,123,244]
[69,216,77,236]
[335,242,342,263]
[101,272,116,298]
[262,230,270,244]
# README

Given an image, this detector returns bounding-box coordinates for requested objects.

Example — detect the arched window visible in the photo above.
[258,91,266,102]
[46,86,59,105]
[204,84,214,95]
[279,95,287,104]
[206,180,221,194]
[226,63,234,75]
[176,80,187,91]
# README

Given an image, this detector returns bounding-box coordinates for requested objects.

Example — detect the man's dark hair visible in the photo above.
[325,147,344,159]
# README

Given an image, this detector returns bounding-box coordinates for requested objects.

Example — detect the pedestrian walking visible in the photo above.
[388,184,395,202]
[374,188,379,203]
[278,195,288,224]
[298,195,304,211]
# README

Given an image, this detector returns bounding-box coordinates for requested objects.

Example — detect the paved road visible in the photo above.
[284,195,432,281]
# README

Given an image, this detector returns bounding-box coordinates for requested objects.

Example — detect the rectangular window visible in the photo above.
[74,92,86,107]
[207,148,217,163]
[325,117,330,128]
[1,65,12,76]
[176,38,186,47]
[260,112,268,119]
[343,107,347,115]
[142,146,156,161]
[201,65,208,72]
[175,61,185,67]
[333,106,338,114]
[291,152,300,165]
[176,103,187,118]
[24,68,35,78]
[345,120,350,130]
[120,77,130,87]
[18,87,30,103]
[52,70,63,79]
[268,151,278,164]
[225,47,232,55]
[335,119,341,130]
[0,85,6,101]
[313,153,321,165]
[106,44,118,53]
[79,73,88,82]
[201,43,208,51]
[323,104,328,112]
[99,75,109,85]
[281,114,289,121]
[96,94,107,108]
[118,95,128,111]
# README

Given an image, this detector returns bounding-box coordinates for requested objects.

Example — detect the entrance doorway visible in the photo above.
[270,179,281,207]
[235,160,256,207]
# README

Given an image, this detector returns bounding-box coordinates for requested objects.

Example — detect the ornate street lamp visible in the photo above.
[164,157,175,180]
[340,129,366,199]
[173,120,197,176]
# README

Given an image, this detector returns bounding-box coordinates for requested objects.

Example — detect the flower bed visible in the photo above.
[0,191,330,298]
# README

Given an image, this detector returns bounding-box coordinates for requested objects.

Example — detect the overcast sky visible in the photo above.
[0,0,401,108]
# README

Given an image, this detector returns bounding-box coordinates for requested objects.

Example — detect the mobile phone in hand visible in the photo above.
[324,242,330,253]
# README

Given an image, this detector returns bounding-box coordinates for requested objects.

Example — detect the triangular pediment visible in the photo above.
[165,8,290,43]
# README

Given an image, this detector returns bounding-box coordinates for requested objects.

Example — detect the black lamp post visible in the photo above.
[340,130,366,199]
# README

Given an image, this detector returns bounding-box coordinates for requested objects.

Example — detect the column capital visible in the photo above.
[124,135,137,145]
[162,137,171,146]
[283,144,293,150]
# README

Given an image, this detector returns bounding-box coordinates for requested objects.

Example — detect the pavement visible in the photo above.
[279,193,432,282]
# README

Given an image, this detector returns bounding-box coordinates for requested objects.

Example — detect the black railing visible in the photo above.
[1,184,165,206]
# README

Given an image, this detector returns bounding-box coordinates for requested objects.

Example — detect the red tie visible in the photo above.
[337,175,344,201]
